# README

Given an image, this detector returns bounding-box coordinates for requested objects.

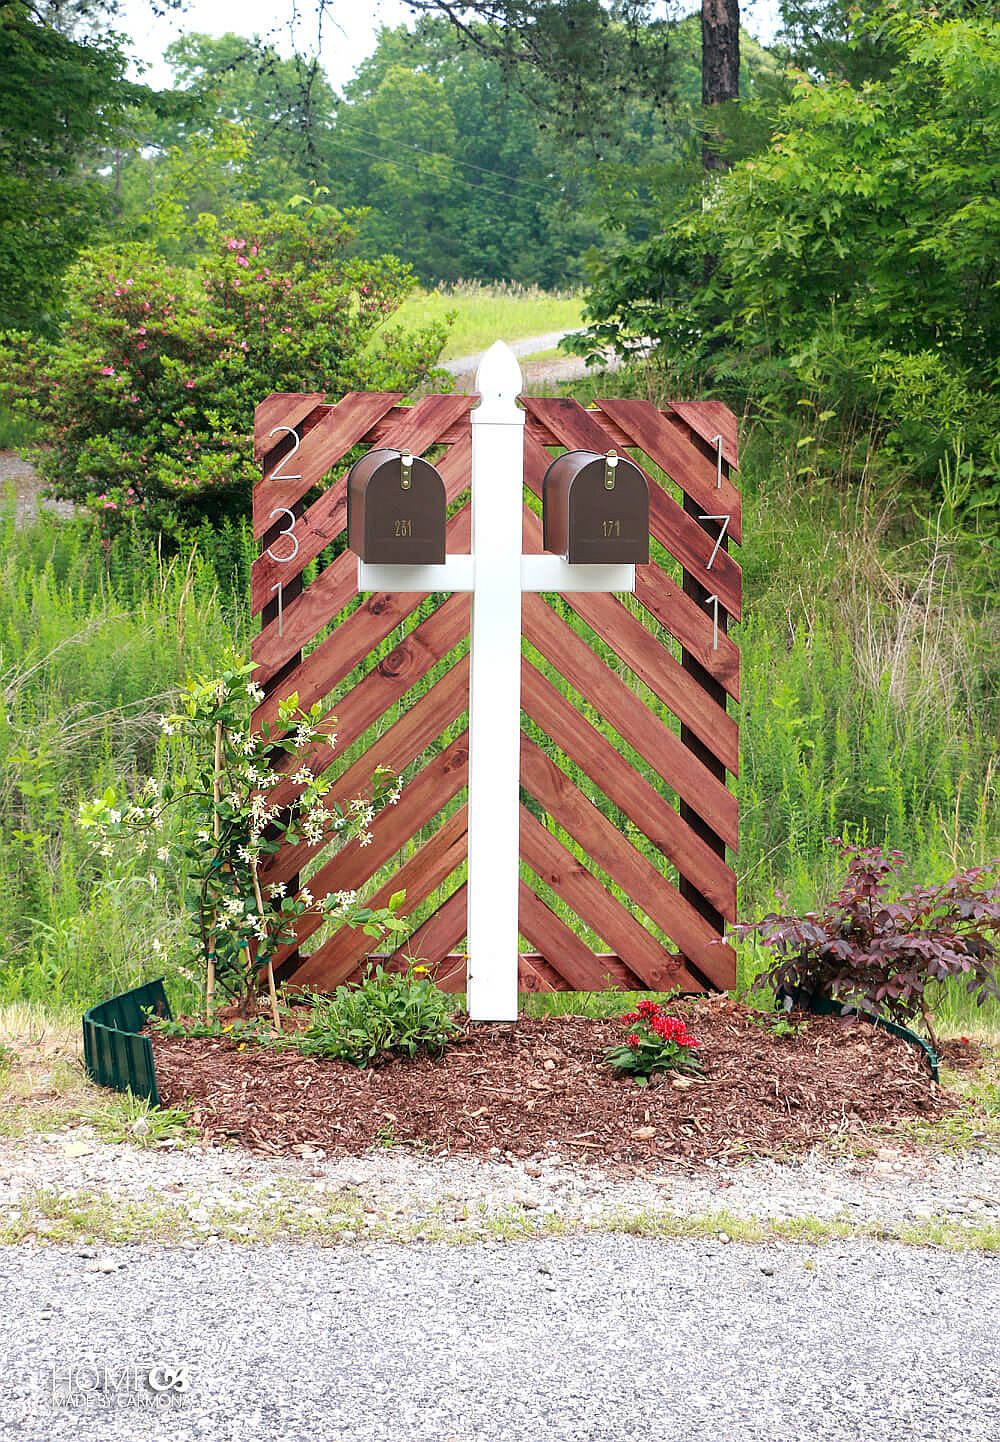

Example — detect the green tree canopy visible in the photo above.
[579,5,1000,480]
[0,1,152,330]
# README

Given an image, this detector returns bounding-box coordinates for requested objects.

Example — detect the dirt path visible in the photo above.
[0,450,73,526]
[442,328,620,391]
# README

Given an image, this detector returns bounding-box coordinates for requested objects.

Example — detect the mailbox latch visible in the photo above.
[400,452,413,490]
[604,451,619,490]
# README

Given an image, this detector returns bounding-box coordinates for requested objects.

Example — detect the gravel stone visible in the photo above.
[0,1237,996,1441]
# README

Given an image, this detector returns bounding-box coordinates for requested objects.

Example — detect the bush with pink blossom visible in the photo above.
[0,199,449,535]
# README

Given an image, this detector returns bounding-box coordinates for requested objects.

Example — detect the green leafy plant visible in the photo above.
[733,839,1000,1051]
[79,662,408,1027]
[291,960,462,1067]
[604,998,703,1084]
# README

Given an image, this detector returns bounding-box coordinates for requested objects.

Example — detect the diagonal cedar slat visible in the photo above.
[251,418,473,614]
[517,882,646,992]
[522,594,738,847]
[519,808,695,991]
[253,391,401,532]
[521,398,741,623]
[253,393,326,457]
[266,594,469,805]
[520,735,735,988]
[522,432,740,698]
[595,398,741,541]
[285,805,469,990]
[268,732,469,962]
[521,660,736,919]
[267,660,469,887]
[667,400,739,470]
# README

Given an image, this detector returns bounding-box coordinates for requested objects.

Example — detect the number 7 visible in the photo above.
[698,513,730,571]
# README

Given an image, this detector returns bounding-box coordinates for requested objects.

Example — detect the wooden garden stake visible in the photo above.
[204,682,225,1023]
[251,859,282,1031]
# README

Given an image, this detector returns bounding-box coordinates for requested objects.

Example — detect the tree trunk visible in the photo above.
[702,0,741,172]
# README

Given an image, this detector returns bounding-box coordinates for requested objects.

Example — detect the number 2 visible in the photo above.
[266,425,302,483]
[266,507,299,563]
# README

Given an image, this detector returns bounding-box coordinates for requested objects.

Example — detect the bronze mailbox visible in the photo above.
[347,448,446,564]
[542,449,649,564]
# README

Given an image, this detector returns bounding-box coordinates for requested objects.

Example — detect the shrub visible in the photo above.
[292,961,461,1067]
[0,197,450,535]
[604,998,702,1084]
[733,839,1000,1049]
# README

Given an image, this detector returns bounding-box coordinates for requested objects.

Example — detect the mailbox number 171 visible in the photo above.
[602,518,621,538]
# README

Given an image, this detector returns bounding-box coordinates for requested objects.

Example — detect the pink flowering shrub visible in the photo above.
[0,201,449,534]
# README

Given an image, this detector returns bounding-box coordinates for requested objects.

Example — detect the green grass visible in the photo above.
[3,1188,999,1251]
[0,403,39,449]
[393,281,583,362]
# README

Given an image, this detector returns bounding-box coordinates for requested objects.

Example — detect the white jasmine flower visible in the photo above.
[334,889,357,907]
[267,882,287,899]
[196,829,211,843]
[299,887,314,907]
[359,832,374,848]
[291,767,314,786]
[159,716,175,736]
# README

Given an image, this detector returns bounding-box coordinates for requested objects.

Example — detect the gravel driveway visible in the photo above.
[1,1235,996,1442]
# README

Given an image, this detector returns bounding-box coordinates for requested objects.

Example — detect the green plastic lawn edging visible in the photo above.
[780,988,940,1082]
[82,977,172,1106]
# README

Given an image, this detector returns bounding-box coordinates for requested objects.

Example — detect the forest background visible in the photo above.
[0,0,996,1032]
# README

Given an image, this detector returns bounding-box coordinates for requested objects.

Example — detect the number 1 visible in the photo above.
[270,581,283,637]
[705,593,720,650]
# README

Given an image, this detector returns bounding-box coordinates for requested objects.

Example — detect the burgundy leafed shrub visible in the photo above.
[732,839,1000,1048]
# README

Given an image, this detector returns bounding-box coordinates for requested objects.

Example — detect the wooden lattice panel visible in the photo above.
[252,389,740,994]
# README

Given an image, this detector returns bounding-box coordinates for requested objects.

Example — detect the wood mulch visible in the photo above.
[150,996,954,1169]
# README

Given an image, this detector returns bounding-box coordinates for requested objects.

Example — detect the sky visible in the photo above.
[118,0,784,92]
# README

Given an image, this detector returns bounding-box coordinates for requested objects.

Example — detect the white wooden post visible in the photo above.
[357,340,636,1021]
[465,342,526,1022]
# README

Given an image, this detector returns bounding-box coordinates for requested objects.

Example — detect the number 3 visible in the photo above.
[266,507,299,563]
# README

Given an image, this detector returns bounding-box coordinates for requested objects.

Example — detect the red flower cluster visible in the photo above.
[649,1014,700,1048]
[619,999,699,1050]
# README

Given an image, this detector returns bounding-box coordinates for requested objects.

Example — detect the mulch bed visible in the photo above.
[151,996,954,1169]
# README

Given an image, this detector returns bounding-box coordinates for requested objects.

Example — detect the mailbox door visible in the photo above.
[567,456,649,564]
[348,451,446,564]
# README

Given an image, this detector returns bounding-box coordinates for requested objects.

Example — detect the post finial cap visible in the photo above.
[473,340,524,422]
